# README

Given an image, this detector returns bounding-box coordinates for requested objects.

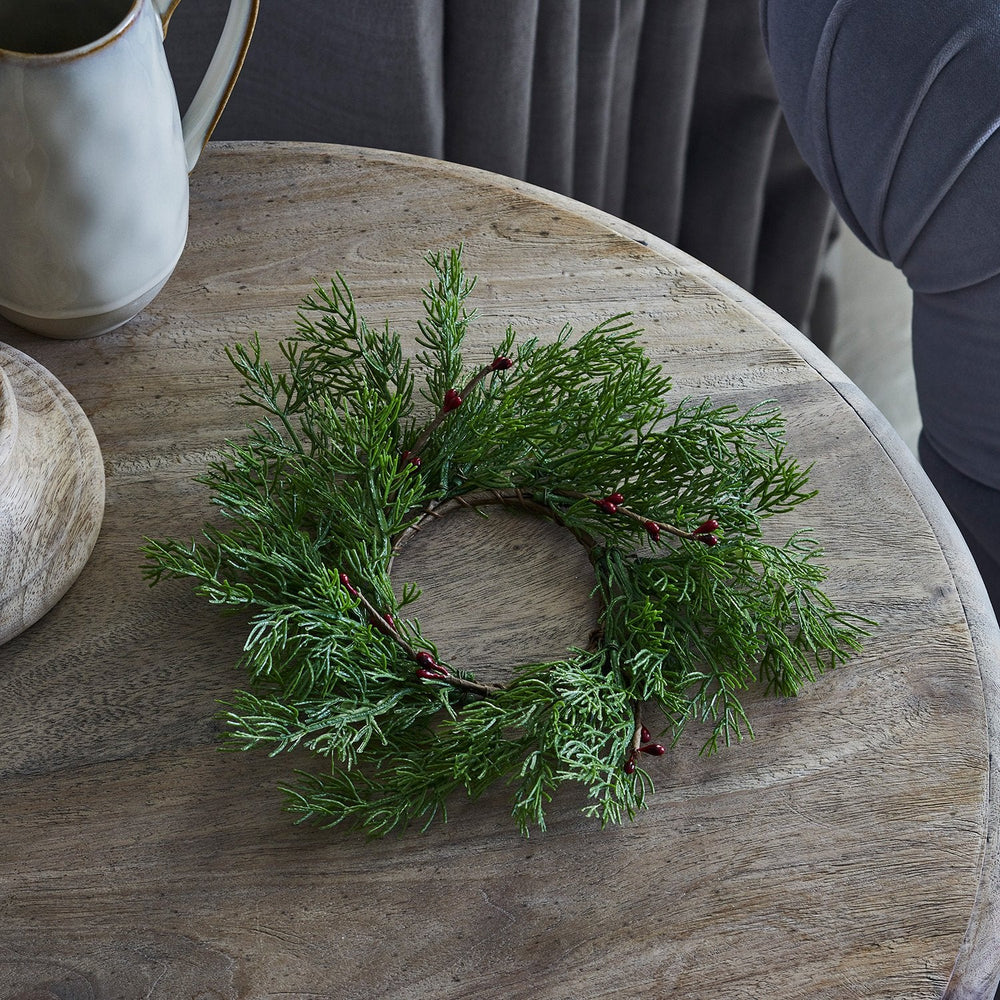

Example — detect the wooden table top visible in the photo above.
[2,141,999,1000]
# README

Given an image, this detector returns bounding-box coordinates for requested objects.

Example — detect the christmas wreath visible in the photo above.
[144,247,868,836]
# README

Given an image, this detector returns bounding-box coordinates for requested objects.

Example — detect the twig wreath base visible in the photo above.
[143,247,870,837]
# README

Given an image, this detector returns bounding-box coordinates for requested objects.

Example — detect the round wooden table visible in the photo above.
[1,142,998,1000]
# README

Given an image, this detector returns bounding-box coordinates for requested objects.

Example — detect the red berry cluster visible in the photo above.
[590,489,720,547]
[414,649,450,680]
[594,491,624,514]
[624,725,666,773]
[693,518,719,546]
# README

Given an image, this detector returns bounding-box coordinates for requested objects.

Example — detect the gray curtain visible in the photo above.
[166,0,834,343]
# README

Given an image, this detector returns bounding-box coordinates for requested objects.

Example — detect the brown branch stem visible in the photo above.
[391,488,599,556]
[392,487,716,558]
[340,571,498,699]
[405,358,512,462]
[556,489,707,542]
[631,702,645,755]
[417,670,498,699]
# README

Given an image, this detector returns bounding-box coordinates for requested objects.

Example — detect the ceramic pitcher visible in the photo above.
[0,0,258,338]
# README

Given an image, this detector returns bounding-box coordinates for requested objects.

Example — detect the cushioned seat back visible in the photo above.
[763,0,1000,490]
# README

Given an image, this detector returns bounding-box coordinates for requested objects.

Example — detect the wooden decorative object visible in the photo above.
[0,342,105,645]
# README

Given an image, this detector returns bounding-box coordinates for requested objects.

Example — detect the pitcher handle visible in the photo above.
[154,0,259,171]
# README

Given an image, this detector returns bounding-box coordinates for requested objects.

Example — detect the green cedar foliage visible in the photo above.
[143,247,869,837]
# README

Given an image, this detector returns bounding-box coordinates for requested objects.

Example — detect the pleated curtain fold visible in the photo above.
[166,0,832,339]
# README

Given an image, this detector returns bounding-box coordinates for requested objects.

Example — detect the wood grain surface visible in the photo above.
[0,142,998,1000]
[0,343,104,646]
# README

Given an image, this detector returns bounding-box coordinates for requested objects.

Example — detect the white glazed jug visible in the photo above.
[0,0,258,338]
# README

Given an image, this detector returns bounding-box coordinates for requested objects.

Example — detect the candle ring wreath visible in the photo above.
[144,246,870,837]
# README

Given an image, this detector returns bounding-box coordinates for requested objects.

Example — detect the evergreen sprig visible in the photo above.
[143,246,870,837]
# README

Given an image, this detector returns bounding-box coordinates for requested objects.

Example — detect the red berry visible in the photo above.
[607,492,625,505]
[640,725,651,743]
[639,743,666,756]
[694,518,719,535]
[699,534,719,547]
[491,356,514,371]
[399,450,421,468]
[443,388,463,412]
[414,651,449,679]
[339,572,359,598]
[596,498,618,514]
[644,520,661,541]
[624,756,637,774]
